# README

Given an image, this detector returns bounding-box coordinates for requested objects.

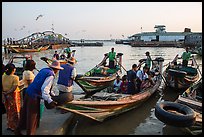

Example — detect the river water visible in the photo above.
[2,41,202,135]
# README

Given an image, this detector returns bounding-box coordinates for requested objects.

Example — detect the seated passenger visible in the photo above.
[60,54,66,60]
[120,75,128,94]
[136,66,149,92]
[140,71,156,90]
[113,75,122,93]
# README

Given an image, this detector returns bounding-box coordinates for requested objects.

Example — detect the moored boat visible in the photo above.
[40,49,76,65]
[163,54,201,91]
[8,45,50,53]
[74,53,124,96]
[71,41,103,47]
[57,57,165,122]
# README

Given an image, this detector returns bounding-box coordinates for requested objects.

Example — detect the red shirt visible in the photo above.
[120,81,128,93]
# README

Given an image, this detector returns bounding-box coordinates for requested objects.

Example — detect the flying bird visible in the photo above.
[36,14,43,21]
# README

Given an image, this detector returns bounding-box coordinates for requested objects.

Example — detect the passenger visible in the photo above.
[145,51,152,70]
[53,50,59,60]
[113,75,122,93]
[108,47,116,69]
[21,60,36,102]
[140,71,155,90]
[56,57,77,105]
[14,60,63,135]
[60,54,66,60]
[127,64,139,94]
[2,63,6,114]
[136,66,149,92]
[64,46,72,59]
[2,63,21,132]
[181,47,191,67]
[120,75,128,94]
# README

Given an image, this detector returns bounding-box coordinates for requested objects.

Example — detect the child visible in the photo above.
[120,75,128,94]
[113,75,122,93]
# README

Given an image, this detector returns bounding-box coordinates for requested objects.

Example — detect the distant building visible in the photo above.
[130,25,192,42]
[184,33,202,47]
[184,33,202,56]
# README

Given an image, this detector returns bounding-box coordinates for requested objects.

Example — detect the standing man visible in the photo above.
[127,64,139,94]
[108,47,116,69]
[55,57,77,105]
[145,51,152,70]
[64,46,72,59]
[53,51,59,60]
[181,47,191,67]
[15,60,64,135]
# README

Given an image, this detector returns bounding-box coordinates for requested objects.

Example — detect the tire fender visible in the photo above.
[155,101,196,127]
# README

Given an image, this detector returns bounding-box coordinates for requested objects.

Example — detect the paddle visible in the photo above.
[191,55,202,76]
[114,58,127,72]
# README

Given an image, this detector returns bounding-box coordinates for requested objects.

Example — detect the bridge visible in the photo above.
[4,30,71,48]
[3,31,71,53]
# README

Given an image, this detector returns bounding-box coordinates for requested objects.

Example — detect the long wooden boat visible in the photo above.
[74,53,124,96]
[8,45,49,53]
[71,42,103,47]
[57,57,165,122]
[40,50,76,65]
[163,55,201,91]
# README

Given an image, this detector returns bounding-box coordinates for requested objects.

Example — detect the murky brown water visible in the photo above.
[2,41,202,135]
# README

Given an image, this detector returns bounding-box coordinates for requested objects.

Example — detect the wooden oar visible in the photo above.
[114,58,127,72]
[192,55,202,76]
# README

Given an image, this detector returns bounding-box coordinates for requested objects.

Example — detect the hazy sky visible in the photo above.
[2,2,202,40]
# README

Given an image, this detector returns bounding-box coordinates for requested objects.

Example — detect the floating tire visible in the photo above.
[155,101,196,127]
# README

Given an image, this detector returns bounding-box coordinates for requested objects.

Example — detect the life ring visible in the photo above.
[155,101,196,127]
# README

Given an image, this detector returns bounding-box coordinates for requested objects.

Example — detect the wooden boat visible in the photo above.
[71,42,103,47]
[163,54,201,90]
[8,45,49,53]
[40,50,76,65]
[57,57,165,122]
[155,78,202,135]
[74,53,124,96]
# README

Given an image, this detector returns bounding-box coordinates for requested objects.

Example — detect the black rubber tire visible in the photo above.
[155,101,196,127]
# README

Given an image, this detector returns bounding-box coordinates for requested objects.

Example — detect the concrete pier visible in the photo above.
[2,108,74,135]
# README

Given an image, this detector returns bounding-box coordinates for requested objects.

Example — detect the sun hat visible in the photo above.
[48,60,64,70]
[67,57,77,64]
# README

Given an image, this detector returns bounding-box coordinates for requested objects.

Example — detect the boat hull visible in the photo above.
[74,73,119,95]
[163,55,201,91]
[57,57,164,122]
[58,79,161,122]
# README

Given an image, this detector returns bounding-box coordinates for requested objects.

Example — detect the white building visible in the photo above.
[130,25,192,42]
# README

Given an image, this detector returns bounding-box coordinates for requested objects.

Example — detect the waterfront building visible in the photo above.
[130,25,192,42]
